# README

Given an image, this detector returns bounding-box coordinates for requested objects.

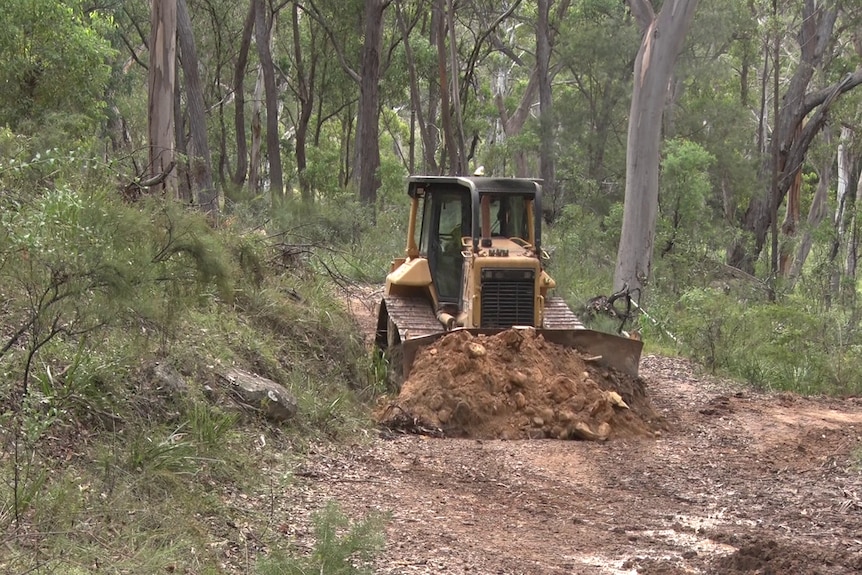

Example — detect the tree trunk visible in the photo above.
[249,66,263,193]
[426,9,441,173]
[435,0,458,175]
[231,1,256,188]
[537,0,556,217]
[177,0,217,217]
[844,163,862,288]
[395,0,438,174]
[174,82,189,202]
[835,125,853,245]
[354,0,386,204]
[788,130,833,285]
[446,0,466,175]
[291,3,315,203]
[494,70,538,178]
[779,120,805,276]
[148,0,177,198]
[492,1,569,180]
[254,0,284,206]
[613,0,699,295]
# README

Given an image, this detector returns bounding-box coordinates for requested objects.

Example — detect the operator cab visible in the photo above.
[406,176,543,305]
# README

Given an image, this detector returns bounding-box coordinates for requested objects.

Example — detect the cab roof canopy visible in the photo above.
[407,176,543,200]
[406,176,544,254]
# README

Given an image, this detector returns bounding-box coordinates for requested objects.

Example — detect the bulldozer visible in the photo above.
[375,175,643,380]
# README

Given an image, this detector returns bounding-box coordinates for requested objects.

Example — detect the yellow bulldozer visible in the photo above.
[375,175,643,380]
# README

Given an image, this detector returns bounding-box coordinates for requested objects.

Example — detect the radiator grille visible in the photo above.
[480,268,536,328]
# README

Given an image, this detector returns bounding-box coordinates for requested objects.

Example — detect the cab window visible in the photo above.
[487,195,528,239]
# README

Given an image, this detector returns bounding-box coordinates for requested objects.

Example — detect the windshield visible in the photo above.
[487,194,529,240]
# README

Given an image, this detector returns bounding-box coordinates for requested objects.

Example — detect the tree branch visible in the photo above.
[625,0,655,32]
[297,1,361,84]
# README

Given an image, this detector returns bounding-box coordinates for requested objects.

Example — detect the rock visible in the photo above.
[466,342,487,358]
[605,391,630,409]
[149,362,189,399]
[538,407,556,423]
[513,392,527,409]
[570,421,599,441]
[596,422,612,440]
[510,371,529,388]
[438,408,451,424]
[558,410,576,423]
[218,368,297,423]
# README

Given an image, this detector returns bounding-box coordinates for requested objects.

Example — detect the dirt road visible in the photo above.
[278,292,862,574]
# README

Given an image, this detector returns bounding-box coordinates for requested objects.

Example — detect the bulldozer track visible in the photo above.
[542,296,586,330]
[381,295,442,342]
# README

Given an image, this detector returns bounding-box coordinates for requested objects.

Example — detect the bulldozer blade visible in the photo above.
[536,329,643,377]
[399,327,643,380]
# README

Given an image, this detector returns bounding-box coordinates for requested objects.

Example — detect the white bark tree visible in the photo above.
[254,0,284,206]
[613,0,699,295]
[537,0,555,209]
[148,0,177,197]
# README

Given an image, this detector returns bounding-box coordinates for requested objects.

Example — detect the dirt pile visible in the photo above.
[376,327,664,440]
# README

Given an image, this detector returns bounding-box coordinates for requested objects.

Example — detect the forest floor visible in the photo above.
[278,289,862,574]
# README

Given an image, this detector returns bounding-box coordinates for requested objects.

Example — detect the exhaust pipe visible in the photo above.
[436,311,458,330]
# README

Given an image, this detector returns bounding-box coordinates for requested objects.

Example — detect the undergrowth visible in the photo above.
[0,173,386,573]
[257,501,387,575]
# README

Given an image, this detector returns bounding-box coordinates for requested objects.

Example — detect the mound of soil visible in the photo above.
[376,328,664,440]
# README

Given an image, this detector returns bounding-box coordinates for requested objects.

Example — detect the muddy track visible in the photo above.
[281,290,862,574]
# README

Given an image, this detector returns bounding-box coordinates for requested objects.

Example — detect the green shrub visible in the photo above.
[669,287,862,394]
[187,403,239,448]
[257,501,387,575]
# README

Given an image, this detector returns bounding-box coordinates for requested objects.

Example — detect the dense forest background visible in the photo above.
[3,0,862,391]
[2,0,862,572]
[3,0,862,390]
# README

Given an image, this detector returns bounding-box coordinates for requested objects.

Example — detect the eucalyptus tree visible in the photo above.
[253,0,285,206]
[300,0,390,204]
[459,0,572,182]
[394,0,439,174]
[671,0,759,235]
[284,3,316,202]
[436,0,463,174]
[148,0,178,197]
[355,0,388,203]
[613,0,699,296]
[840,122,862,293]
[228,1,256,190]
[112,0,226,210]
[180,0,251,200]
[177,0,217,216]
[537,0,556,208]
[728,0,862,274]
